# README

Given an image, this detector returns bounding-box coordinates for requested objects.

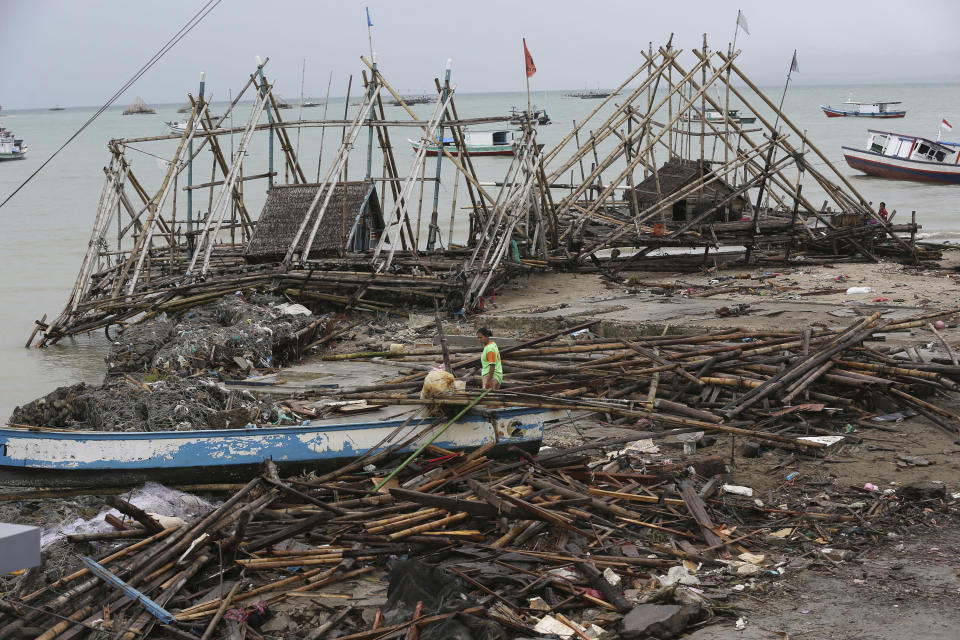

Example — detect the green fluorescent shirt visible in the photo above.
[481,342,503,382]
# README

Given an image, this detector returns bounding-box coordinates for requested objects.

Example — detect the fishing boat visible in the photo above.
[842,129,960,184]
[0,407,560,487]
[301,98,323,107]
[391,95,433,106]
[409,130,541,157]
[820,100,905,118]
[564,90,616,99]
[681,108,755,124]
[0,124,26,161]
[165,117,223,133]
[509,106,551,125]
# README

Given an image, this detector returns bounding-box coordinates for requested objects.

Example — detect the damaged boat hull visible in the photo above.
[0,408,561,487]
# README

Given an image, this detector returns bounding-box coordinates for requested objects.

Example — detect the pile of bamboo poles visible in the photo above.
[313,309,960,446]
[4,424,947,640]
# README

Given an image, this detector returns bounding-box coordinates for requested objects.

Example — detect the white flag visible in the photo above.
[790,51,799,74]
[737,11,750,35]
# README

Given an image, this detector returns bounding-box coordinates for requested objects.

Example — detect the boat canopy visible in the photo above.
[867,129,956,163]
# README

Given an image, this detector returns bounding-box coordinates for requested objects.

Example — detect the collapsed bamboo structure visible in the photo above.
[32,37,931,346]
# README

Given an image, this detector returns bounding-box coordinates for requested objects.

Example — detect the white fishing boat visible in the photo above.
[0,123,26,161]
[821,100,905,118]
[409,130,542,157]
[842,128,960,184]
[165,117,223,133]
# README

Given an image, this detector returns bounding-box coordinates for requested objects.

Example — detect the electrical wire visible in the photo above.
[0,0,223,211]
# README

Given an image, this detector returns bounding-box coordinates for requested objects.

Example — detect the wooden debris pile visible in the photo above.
[1,430,955,639]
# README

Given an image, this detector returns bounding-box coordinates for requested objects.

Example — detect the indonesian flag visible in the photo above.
[523,38,537,78]
[943,118,953,131]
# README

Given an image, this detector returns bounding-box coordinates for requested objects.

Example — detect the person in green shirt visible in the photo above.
[477,327,502,389]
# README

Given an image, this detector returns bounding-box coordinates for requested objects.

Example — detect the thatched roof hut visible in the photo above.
[245,181,384,263]
[626,158,745,223]
[123,97,156,115]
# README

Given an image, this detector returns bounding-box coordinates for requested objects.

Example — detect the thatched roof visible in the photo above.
[626,159,745,222]
[244,181,384,263]
[123,96,156,115]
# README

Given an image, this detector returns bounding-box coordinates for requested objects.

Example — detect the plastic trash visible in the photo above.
[722,484,754,497]
[845,286,872,294]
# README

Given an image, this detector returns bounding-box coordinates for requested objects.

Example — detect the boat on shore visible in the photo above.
[0,407,559,487]
[820,100,905,118]
[0,123,26,160]
[410,130,542,157]
[842,129,960,184]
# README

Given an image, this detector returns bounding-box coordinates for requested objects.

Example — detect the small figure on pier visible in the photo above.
[477,327,502,390]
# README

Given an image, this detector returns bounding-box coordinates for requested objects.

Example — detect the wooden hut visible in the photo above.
[123,97,156,115]
[244,181,385,263]
[626,159,746,223]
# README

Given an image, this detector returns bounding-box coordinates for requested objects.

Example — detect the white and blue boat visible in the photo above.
[0,406,561,487]
[820,100,905,119]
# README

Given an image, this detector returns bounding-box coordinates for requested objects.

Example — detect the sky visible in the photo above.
[2,0,958,110]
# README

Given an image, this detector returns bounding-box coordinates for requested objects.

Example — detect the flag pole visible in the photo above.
[525,45,532,124]
[772,49,797,135]
[748,49,796,263]
[366,8,374,60]
[732,10,741,54]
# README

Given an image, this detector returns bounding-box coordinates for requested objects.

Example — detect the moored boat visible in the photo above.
[165,117,223,133]
[820,100,905,118]
[509,106,551,125]
[842,129,960,184]
[0,407,560,487]
[0,123,26,160]
[409,130,542,157]
[681,108,755,124]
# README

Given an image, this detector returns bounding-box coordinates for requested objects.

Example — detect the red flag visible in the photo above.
[523,38,536,78]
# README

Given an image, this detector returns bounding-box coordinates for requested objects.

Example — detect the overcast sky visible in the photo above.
[2,0,958,109]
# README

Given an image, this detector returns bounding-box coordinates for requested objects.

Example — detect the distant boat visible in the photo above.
[273,95,293,109]
[123,97,156,115]
[301,98,322,107]
[49,105,65,111]
[177,102,193,114]
[165,116,223,133]
[410,130,542,157]
[390,95,433,106]
[564,90,616,99]
[509,106,551,125]
[681,108,756,125]
[0,123,27,160]
[820,100,905,118]
[843,129,960,184]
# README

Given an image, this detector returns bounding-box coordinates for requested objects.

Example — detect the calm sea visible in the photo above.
[1,83,958,417]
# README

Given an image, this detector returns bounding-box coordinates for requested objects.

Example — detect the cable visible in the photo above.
[0,0,223,211]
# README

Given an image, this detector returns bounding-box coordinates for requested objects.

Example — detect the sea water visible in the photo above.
[1,83,958,417]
